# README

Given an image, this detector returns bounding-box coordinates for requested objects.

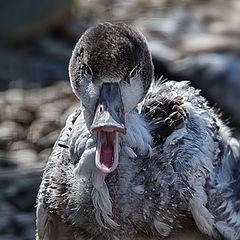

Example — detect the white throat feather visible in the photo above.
[70,109,153,228]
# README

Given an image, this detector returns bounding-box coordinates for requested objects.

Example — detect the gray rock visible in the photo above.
[0,121,24,149]
[9,141,32,151]
[28,118,59,144]
[0,151,17,168]
[38,130,60,150]
[8,149,38,168]
[4,104,35,125]
[38,148,52,165]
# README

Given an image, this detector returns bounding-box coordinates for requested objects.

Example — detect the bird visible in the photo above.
[36,22,240,240]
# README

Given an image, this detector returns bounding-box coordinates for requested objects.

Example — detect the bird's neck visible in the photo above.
[70,107,153,228]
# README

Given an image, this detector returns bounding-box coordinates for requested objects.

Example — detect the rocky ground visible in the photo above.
[0,83,78,239]
[1,0,240,239]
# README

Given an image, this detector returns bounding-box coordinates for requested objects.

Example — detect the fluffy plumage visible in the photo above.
[36,23,240,240]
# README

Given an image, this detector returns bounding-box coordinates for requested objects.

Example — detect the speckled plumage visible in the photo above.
[36,23,240,240]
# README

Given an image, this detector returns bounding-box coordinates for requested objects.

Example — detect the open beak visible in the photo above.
[90,83,126,174]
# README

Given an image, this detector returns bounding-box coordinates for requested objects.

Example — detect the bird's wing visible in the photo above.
[36,202,76,240]
[141,80,240,239]
[36,108,81,240]
[141,80,189,144]
[206,139,240,240]
[142,80,215,235]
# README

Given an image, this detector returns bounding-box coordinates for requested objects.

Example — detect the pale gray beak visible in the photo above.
[90,83,126,134]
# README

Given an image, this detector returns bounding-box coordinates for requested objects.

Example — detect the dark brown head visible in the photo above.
[69,22,153,173]
[69,22,153,112]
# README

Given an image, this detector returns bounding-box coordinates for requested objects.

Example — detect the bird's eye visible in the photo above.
[130,66,138,78]
[76,49,84,62]
[82,63,93,76]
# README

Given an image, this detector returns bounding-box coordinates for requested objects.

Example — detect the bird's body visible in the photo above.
[36,23,240,240]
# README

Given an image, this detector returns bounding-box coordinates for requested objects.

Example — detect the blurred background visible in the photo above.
[0,0,240,239]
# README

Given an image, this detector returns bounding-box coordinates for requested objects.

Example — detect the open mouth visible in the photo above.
[95,130,119,173]
[90,83,126,174]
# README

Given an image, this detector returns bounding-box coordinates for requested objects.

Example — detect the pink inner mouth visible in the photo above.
[100,131,115,168]
[96,130,118,173]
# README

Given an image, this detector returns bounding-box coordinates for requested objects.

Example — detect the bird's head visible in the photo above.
[69,22,153,174]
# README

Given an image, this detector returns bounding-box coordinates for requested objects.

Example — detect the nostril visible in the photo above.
[117,107,121,114]
[118,107,123,116]
[99,106,103,113]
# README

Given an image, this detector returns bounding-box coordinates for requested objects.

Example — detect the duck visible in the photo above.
[36,22,240,240]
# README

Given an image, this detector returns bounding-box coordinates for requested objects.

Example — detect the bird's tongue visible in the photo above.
[96,131,118,173]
